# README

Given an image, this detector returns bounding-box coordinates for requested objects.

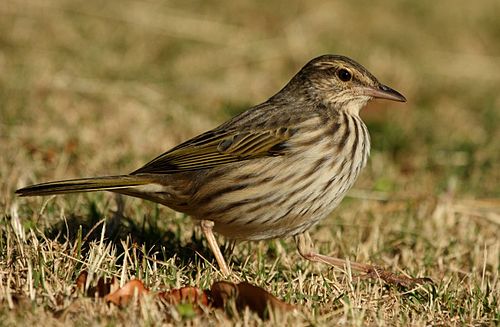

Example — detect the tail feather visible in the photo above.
[15,175,153,197]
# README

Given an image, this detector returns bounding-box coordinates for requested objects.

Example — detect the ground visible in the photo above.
[0,0,499,325]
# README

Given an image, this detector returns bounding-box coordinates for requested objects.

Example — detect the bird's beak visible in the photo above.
[361,84,407,102]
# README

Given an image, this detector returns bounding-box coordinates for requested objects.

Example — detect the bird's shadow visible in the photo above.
[44,195,219,276]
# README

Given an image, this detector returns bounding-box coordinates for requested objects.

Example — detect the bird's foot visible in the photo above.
[358,265,433,287]
[294,232,432,287]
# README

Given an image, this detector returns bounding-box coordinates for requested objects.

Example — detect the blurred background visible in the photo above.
[1,2,499,323]
[1,0,499,205]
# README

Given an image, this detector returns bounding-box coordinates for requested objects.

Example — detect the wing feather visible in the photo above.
[131,127,294,174]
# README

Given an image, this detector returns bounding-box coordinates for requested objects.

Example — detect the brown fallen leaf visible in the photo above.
[104,279,148,306]
[74,270,120,297]
[159,286,209,307]
[93,276,119,298]
[75,271,88,293]
[72,273,296,319]
[210,281,295,319]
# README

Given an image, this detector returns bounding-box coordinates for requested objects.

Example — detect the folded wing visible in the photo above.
[131,127,295,175]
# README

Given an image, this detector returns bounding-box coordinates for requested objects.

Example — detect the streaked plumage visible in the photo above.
[17,55,417,284]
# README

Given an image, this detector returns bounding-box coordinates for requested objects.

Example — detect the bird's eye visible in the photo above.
[337,68,352,82]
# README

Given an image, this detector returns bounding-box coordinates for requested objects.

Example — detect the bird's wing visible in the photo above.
[131,127,295,174]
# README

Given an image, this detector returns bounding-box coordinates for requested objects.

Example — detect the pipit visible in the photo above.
[17,55,425,285]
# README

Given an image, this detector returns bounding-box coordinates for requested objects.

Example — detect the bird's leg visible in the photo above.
[294,232,371,271]
[200,219,230,276]
[294,232,430,286]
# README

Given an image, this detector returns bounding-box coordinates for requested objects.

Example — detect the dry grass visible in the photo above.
[1,0,499,325]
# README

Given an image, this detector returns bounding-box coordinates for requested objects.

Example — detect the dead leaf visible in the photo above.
[75,270,88,293]
[81,275,119,298]
[72,273,296,319]
[105,280,148,306]
[210,281,295,319]
[158,286,209,307]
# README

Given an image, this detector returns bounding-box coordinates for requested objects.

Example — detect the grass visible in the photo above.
[1,0,499,325]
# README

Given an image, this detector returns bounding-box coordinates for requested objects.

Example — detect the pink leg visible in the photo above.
[200,220,230,276]
[294,232,430,286]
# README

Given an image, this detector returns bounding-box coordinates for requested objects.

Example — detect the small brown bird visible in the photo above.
[16,55,421,285]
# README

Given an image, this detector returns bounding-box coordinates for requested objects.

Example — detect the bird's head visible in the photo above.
[290,54,406,115]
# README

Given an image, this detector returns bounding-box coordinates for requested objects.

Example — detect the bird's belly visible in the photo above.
[192,141,365,241]
[211,174,354,240]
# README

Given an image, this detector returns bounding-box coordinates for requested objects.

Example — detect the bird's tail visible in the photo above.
[15,175,154,197]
